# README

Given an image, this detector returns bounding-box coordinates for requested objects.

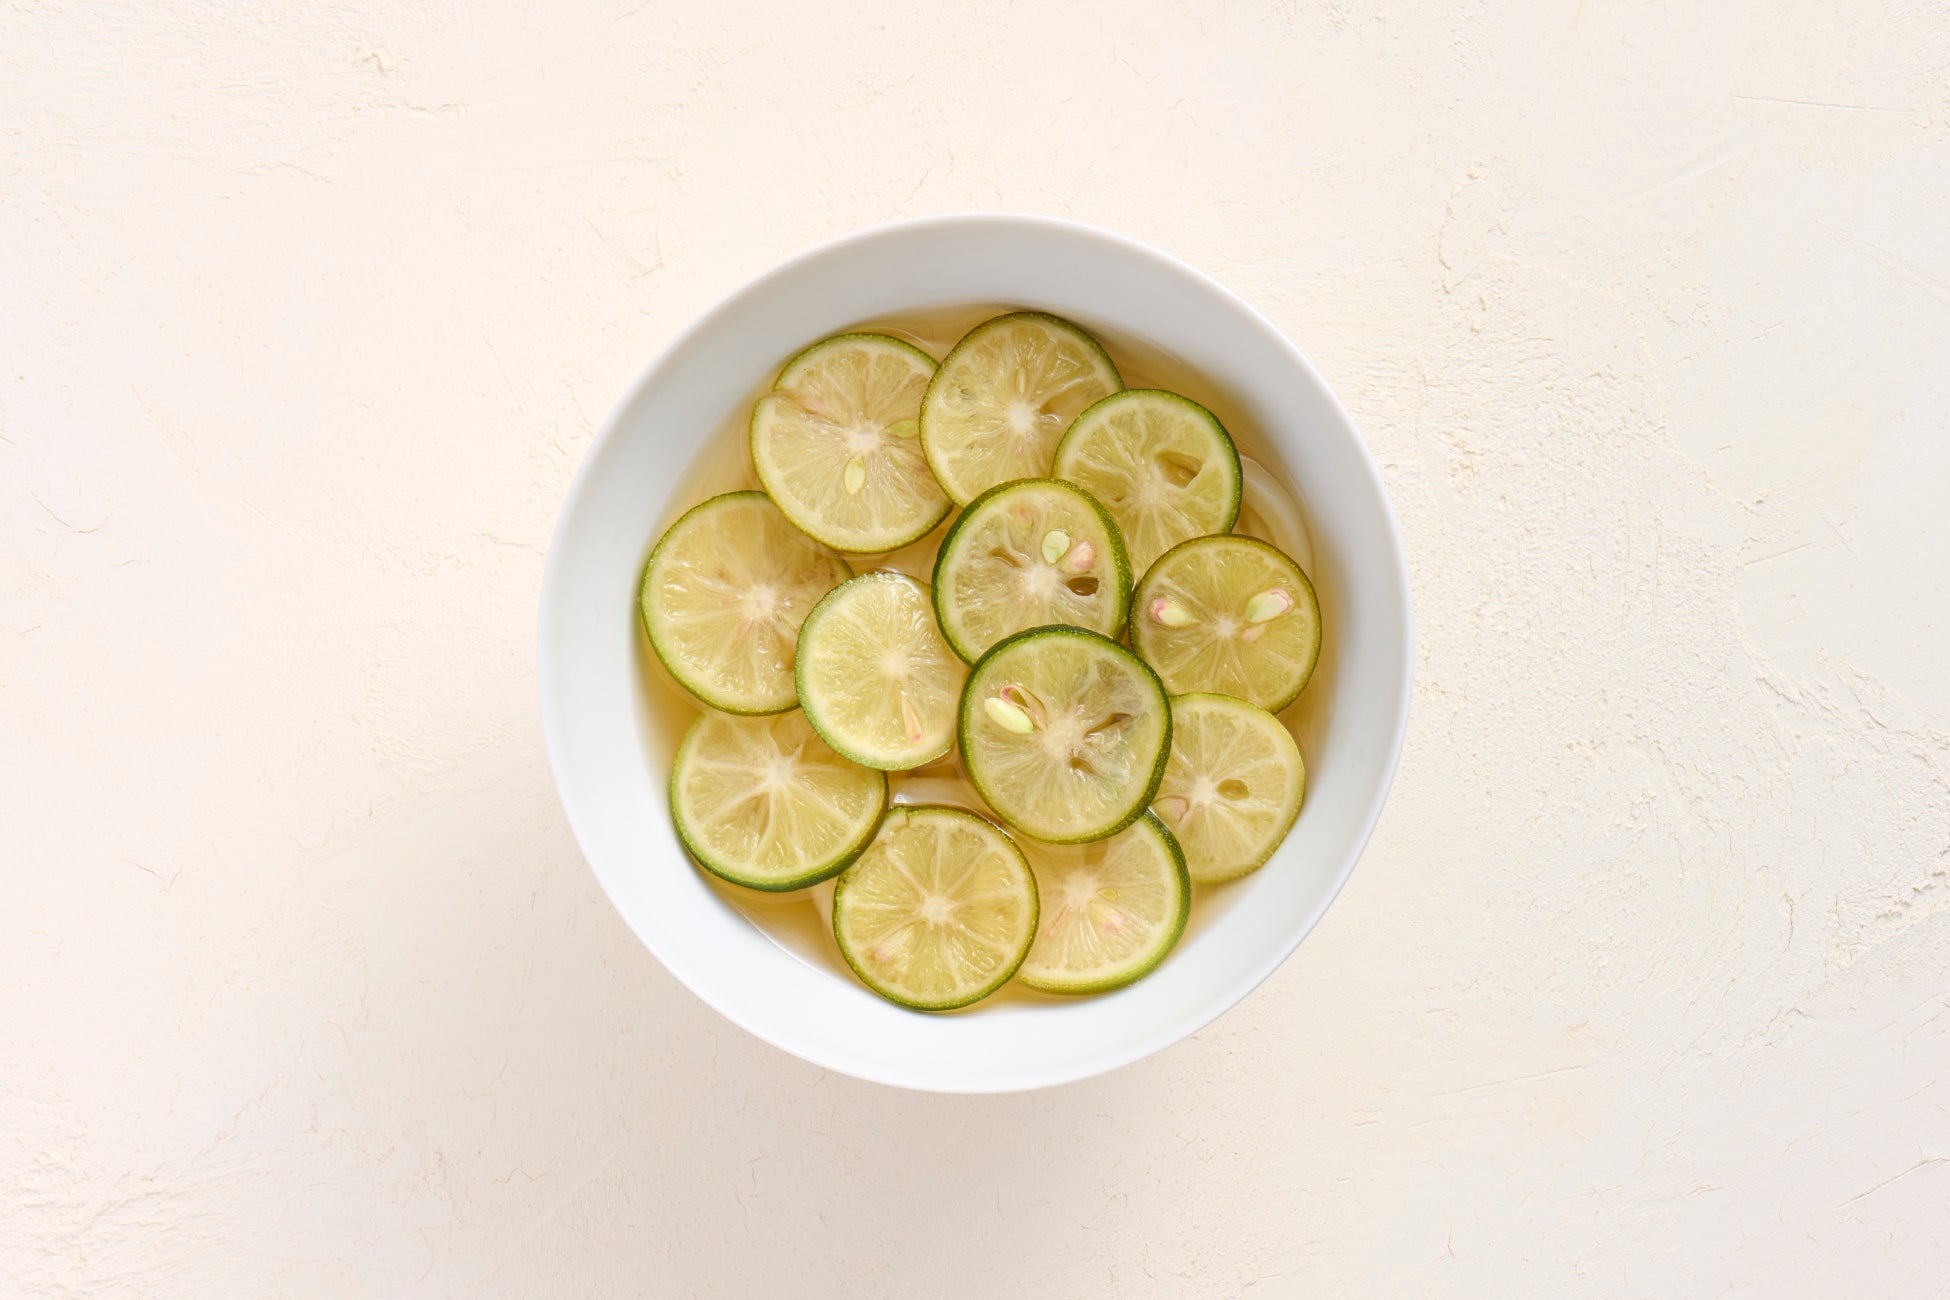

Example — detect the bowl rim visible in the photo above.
[538,212,1413,1091]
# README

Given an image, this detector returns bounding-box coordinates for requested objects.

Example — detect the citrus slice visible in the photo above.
[641,491,852,714]
[1015,811,1189,993]
[959,626,1171,844]
[795,572,966,770]
[832,806,1038,1010]
[930,478,1133,663]
[919,312,1122,504]
[1151,693,1305,883]
[751,333,949,553]
[1130,534,1321,712]
[670,710,888,891]
[1052,389,1242,573]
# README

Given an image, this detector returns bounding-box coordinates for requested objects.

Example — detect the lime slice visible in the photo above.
[1052,389,1242,573]
[832,806,1038,1009]
[795,572,966,770]
[1151,693,1304,883]
[919,312,1122,504]
[1130,534,1321,712]
[751,333,949,553]
[1015,811,1189,993]
[670,710,888,891]
[959,626,1171,844]
[930,478,1133,663]
[641,491,852,714]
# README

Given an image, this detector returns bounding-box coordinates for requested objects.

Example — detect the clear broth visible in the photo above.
[635,304,1326,1001]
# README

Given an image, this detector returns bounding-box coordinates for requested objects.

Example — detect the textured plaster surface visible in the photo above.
[4,2,1949,1295]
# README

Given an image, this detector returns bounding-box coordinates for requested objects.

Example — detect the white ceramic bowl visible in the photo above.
[538,215,1410,1092]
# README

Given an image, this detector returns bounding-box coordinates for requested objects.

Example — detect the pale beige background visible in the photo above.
[5,2,1949,1296]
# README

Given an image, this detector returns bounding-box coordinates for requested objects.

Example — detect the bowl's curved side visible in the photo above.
[538,214,1412,1092]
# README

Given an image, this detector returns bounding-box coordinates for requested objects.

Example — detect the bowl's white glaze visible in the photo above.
[538,215,1411,1092]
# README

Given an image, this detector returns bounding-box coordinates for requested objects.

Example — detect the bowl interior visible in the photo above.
[539,216,1410,1092]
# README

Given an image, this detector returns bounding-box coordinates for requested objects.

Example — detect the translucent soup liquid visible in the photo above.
[636,304,1328,1007]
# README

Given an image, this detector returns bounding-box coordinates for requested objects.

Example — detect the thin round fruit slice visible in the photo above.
[1052,389,1242,574]
[671,710,888,891]
[795,572,966,770]
[1016,811,1189,993]
[959,626,1171,844]
[832,806,1038,1010]
[930,478,1133,663]
[1131,534,1321,712]
[1152,693,1305,883]
[641,491,852,714]
[751,333,949,553]
[920,312,1122,504]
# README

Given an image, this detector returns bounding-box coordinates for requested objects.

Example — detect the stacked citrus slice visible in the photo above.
[638,311,1326,1014]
